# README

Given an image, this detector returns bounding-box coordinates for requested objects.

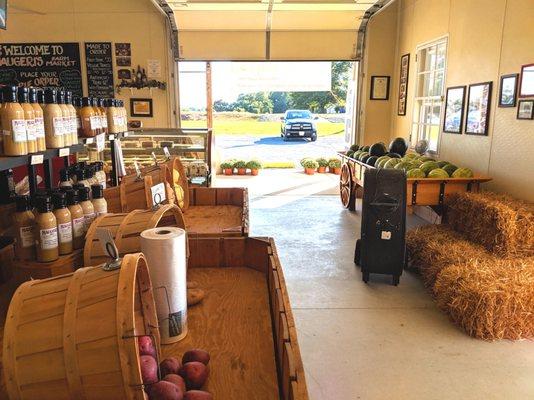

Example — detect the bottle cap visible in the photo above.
[76,169,86,181]
[65,91,73,104]
[44,88,58,104]
[37,89,45,104]
[81,97,91,107]
[91,184,104,199]
[57,90,66,104]
[29,88,38,104]
[36,195,53,213]
[65,189,79,206]
[73,97,82,107]
[52,191,67,209]
[15,195,32,212]
[59,169,70,182]
[76,185,90,201]
[2,86,18,103]
[98,98,105,107]
[17,87,29,103]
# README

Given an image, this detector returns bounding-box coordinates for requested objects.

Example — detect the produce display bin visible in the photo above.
[12,249,84,282]
[338,152,491,213]
[167,236,308,400]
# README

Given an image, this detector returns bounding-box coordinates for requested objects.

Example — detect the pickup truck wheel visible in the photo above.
[310,134,317,142]
[283,133,289,141]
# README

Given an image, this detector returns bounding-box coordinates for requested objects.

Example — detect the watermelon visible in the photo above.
[428,168,449,178]
[394,161,412,172]
[361,154,371,164]
[350,144,360,152]
[388,137,408,156]
[369,142,387,157]
[358,152,369,161]
[443,164,458,176]
[377,157,391,169]
[437,161,449,168]
[366,156,379,166]
[452,168,474,178]
[387,152,401,159]
[404,153,418,160]
[361,145,370,152]
[406,168,426,178]
[420,161,439,176]
[346,150,354,158]
[419,156,435,162]
[384,158,401,169]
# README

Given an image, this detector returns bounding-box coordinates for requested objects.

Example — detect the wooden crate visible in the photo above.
[167,236,308,400]
[12,249,84,282]
[338,152,491,212]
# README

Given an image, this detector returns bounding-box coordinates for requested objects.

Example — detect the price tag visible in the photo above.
[96,133,105,152]
[163,146,171,159]
[151,152,158,165]
[95,228,120,261]
[59,148,70,157]
[109,134,115,141]
[30,154,44,165]
[85,137,94,144]
[150,182,166,206]
[123,131,129,137]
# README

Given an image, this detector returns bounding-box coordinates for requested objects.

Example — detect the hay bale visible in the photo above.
[406,225,489,290]
[445,191,534,258]
[434,257,534,340]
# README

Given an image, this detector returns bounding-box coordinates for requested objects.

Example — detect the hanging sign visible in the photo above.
[85,42,114,97]
[0,43,83,96]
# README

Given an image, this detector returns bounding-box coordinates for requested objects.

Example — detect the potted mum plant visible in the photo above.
[220,160,235,175]
[328,158,342,174]
[316,158,328,173]
[300,157,312,168]
[234,160,247,175]
[246,160,262,176]
[302,159,319,175]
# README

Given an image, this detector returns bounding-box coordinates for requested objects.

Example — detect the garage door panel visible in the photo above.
[175,10,267,30]
[179,31,266,60]
[270,31,357,60]
[271,10,363,30]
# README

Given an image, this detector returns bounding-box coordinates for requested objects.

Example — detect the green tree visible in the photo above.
[234,92,273,114]
[213,99,234,112]
[269,92,289,113]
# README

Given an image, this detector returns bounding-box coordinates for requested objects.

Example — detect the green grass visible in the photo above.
[181,119,344,136]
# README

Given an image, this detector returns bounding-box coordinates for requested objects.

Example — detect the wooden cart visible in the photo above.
[338,152,491,213]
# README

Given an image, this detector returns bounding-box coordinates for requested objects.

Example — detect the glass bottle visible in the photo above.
[43,88,65,148]
[52,191,73,255]
[65,188,85,248]
[29,87,47,151]
[1,85,28,156]
[34,195,59,262]
[17,87,37,154]
[13,194,36,261]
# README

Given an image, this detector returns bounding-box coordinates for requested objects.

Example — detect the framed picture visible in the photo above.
[465,82,492,136]
[397,54,410,115]
[115,43,131,57]
[370,76,390,100]
[519,63,534,97]
[443,86,466,134]
[130,98,153,117]
[517,100,534,120]
[0,0,7,30]
[498,74,518,107]
[116,57,131,67]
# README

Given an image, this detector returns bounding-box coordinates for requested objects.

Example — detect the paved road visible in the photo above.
[214,134,345,165]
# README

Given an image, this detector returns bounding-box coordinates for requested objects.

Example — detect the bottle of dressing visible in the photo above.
[29,88,47,152]
[65,91,78,145]
[43,88,65,148]
[1,85,28,156]
[65,189,85,249]
[76,185,96,233]
[35,195,59,262]
[98,98,108,135]
[91,184,107,216]
[91,98,102,135]
[13,194,36,261]
[59,168,73,188]
[52,191,73,255]
[57,90,72,146]
[17,87,37,154]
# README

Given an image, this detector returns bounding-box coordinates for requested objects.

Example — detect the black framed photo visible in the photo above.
[465,81,492,136]
[0,0,7,30]
[397,54,410,115]
[517,100,534,120]
[519,63,534,97]
[499,74,518,107]
[370,76,390,100]
[130,98,153,117]
[443,86,466,134]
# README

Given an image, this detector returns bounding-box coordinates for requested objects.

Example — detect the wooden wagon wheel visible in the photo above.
[340,162,356,211]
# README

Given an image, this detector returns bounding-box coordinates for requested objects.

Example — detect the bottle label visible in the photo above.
[73,216,85,237]
[84,212,96,231]
[76,116,81,129]
[40,226,58,250]
[96,209,107,216]
[19,226,35,248]
[53,116,64,136]
[26,119,36,140]
[101,116,108,128]
[71,116,77,133]
[35,117,46,138]
[11,119,27,142]
[58,222,73,243]
[63,116,70,134]
[113,116,120,127]
[89,116,101,130]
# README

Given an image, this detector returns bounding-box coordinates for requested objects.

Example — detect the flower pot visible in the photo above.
[237,168,246,175]
[332,167,341,175]
[318,166,326,173]
[251,169,259,176]
[305,168,316,175]
[224,168,233,175]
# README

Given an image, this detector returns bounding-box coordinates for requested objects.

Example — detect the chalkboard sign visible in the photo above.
[85,42,114,98]
[0,43,83,96]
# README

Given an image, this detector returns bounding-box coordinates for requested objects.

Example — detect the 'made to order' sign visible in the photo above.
[85,42,114,98]
[0,43,83,97]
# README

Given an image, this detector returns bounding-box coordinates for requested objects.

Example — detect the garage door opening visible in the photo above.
[178,61,358,195]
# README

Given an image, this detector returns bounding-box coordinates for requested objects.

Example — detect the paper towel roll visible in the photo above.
[141,227,187,344]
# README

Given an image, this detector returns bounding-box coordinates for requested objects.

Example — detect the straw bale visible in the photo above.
[434,257,534,340]
[445,191,534,258]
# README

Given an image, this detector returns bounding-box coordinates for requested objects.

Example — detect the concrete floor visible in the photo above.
[217,172,534,400]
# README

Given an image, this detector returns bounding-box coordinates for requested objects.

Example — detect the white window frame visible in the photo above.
[410,36,449,155]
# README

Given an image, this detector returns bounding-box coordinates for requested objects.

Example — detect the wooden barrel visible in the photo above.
[165,157,190,211]
[105,164,175,213]
[84,204,186,267]
[2,253,160,400]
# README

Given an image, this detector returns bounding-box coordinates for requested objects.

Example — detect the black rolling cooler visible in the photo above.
[354,168,406,285]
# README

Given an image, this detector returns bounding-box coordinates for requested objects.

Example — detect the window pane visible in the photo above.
[433,71,444,96]
[436,43,446,70]
[432,103,441,125]
[428,125,440,151]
